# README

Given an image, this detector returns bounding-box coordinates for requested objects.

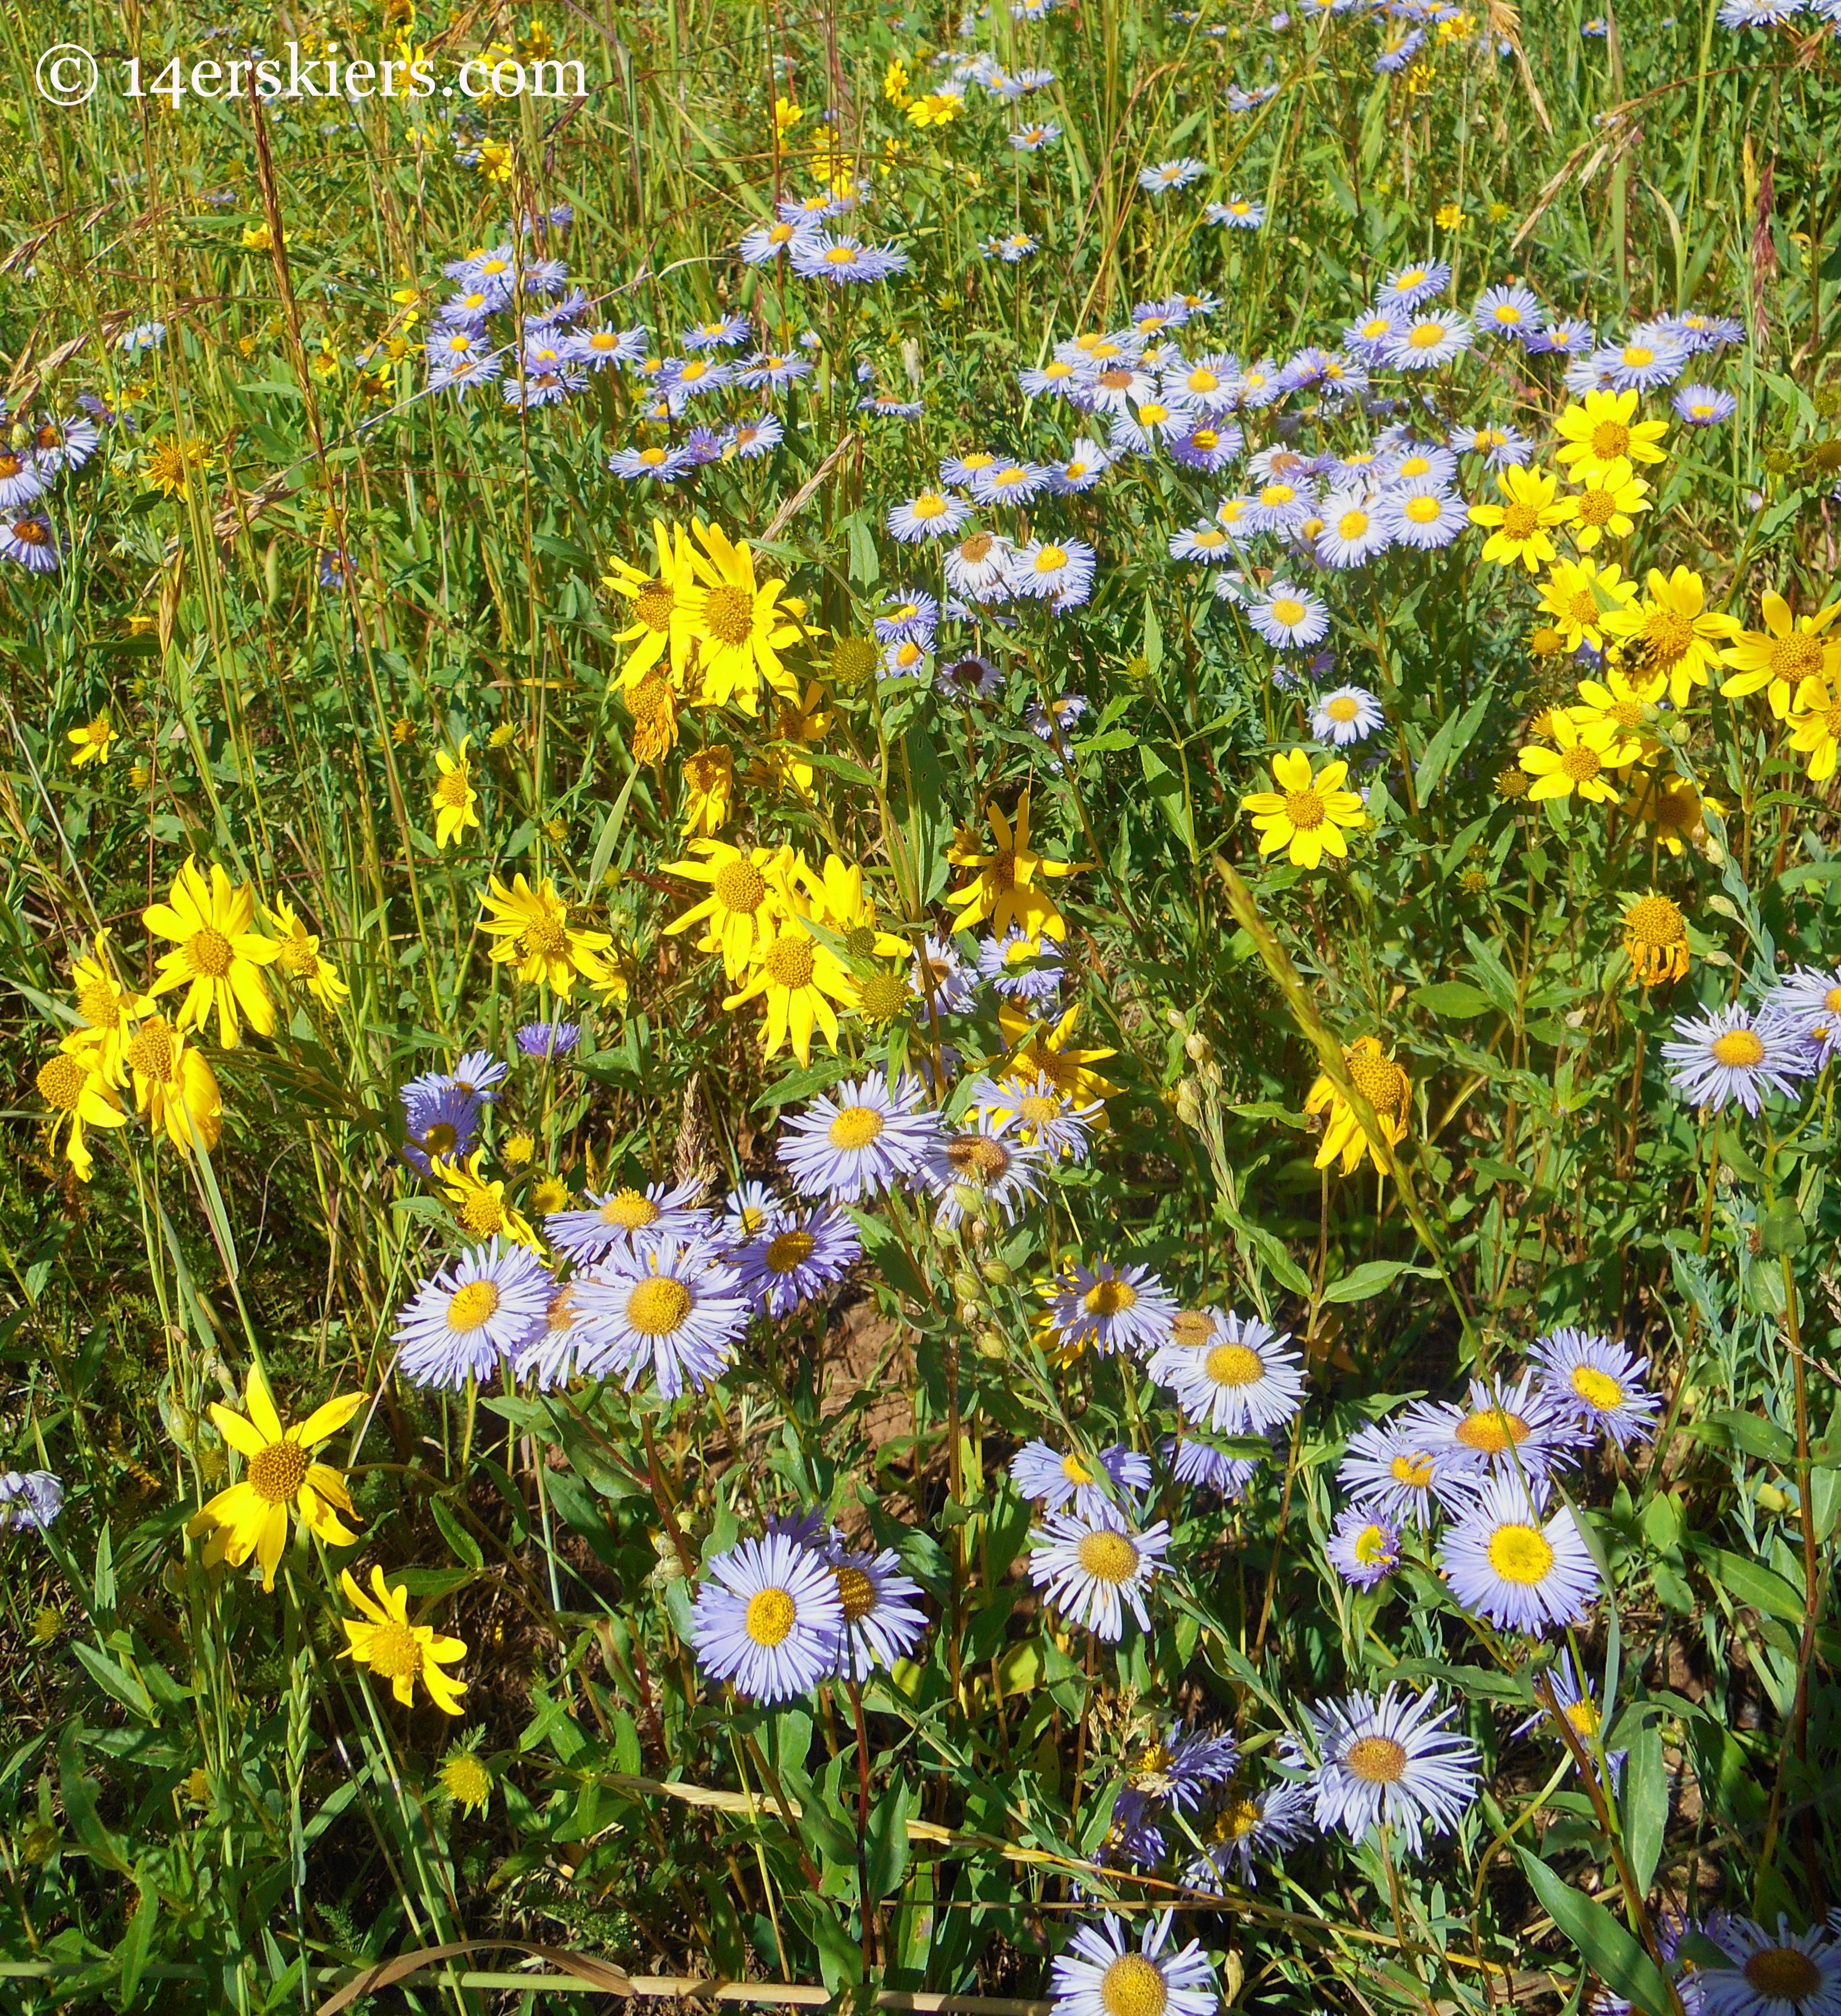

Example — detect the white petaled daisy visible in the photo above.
[546,1177,709,1264]
[1184,1780,1315,1890]
[1148,1311,1305,1436]
[1411,1372,1582,1481]
[888,491,971,542]
[1010,1439,1152,1521]
[720,1180,786,1243]
[1593,333,1690,394]
[731,1206,861,1318]
[1315,497,1390,570]
[779,1073,943,1200]
[1763,965,1841,1067]
[1049,1912,1218,2016]
[972,458,1054,505]
[924,1112,1045,1230]
[1312,685,1385,745]
[821,1542,930,1679]
[1662,1004,1812,1115]
[1474,283,1545,342]
[1338,1416,1471,1527]
[1327,1505,1400,1589]
[1699,1917,1841,2016]
[1382,441,1459,488]
[1302,1684,1478,1855]
[1382,484,1469,550]
[1528,1329,1661,1447]
[690,1532,843,1702]
[1171,522,1238,563]
[1052,439,1113,493]
[515,1277,597,1391]
[1511,1648,1626,1787]
[970,1069,1102,1161]
[1247,583,1331,650]
[1011,536,1098,605]
[395,1239,553,1391]
[1052,1260,1179,1359]
[1242,479,1315,534]
[1440,1475,1601,1634]
[944,528,1017,601]
[1029,1507,1171,1640]
[1138,158,1207,193]
[1384,314,1476,371]
[1206,195,1266,229]
[1377,261,1451,312]
[571,1239,749,1401]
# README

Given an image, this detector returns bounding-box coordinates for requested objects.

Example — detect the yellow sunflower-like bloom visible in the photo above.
[433,1149,540,1248]
[1305,1037,1411,1176]
[1538,559,1638,652]
[603,519,695,696]
[721,883,856,1067]
[1565,457,1650,553]
[184,1366,366,1592]
[1787,675,1841,783]
[1241,749,1366,868]
[143,857,281,1049]
[67,929,148,1087]
[661,839,795,979]
[1719,592,1841,720]
[1623,772,1723,857]
[675,519,804,715]
[68,713,117,768]
[35,1042,126,1180]
[945,791,1082,944]
[800,853,909,958]
[477,873,611,997]
[431,737,481,848]
[1553,388,1669,484]
[1468,465,1576,573]
[679,746,734,837]
[997,1001,1120,1104]
[338,1564,468,1714]
[1600,566,1739,707]
[1568,665,1667,755]
[1517,712,1639,803]
[124,1015,223,1156]
[752,680,831,799]
[265,896,351,1006]
[1620,893,1690,988]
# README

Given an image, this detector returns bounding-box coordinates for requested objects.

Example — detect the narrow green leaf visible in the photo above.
[1516,1847,1676,2016]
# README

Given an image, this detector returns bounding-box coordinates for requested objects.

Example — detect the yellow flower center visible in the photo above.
[1565,1696,1601,1737]
[1487,1522,1555,1584]
[1098,1956,1168,2016]
[765,1229,816,1274]
[1017,1090,1059,1127]
[1406,321,1445,349]
[1588,418,1631,460]
[1622,344,1654,368]
[36,1053,88,1111]
[1744,1952,1823,2002]
[636,581,674,632]
[248,1438,308,1505]
[186,925,234,978]
[824,245,858,266]
[598,1188,658,1229]
[1826,986,1841,1014]
[1076,1529,1139,1584]
[1083,1277,1137,1317]
[1034,544,1068,574]
[276,934,319,978]
[1643,608,1694,664]
[835,1564,876,1622]
[1624,895,1684,949]
[126,1019,176,1083]
[713,860,768,913]
[703,583,756,647]
[1559,743,1603,782]
[627,1276,693,1335]
[1577,488,1618,527]
[1710,1028,1764,1067]
[1169,1310,1213,1347]
[1326,696,1360,722]
[1349,1049,1409,1118]
[745,1587,797,1645]
[1354,1523,1391,1565]
[829,1104,884,1149]
[1188,367,1220,392]
[1283,786,1326,830]
[1214,1795,1259,1840]
[1338,511,1369,540]
[1259,483,1296,507]
[1500,502,1541,541]
[446,1280,501,1332]
[1344,1735,1408,1783]
[1768,633,1823,683]
[1204,1342,1264,1387]
[858,973,910,1021]
[1062,1451,1095,1483]
[1571,1365,1626,1411]
[1455,1407,1528,1453]
[441,1752,493,1807]
[763,932,817,989]
[76,977,121,1028]
[520,915,568,958]
[1390,1452,1434,1489]
[1271,597,1307,626]
[1404,494,1441,525]
[423,1122,458,1157]
[458,1190,505,1237]
[435,769,471,808]
[912,493,949,519]
[365,1620,425,1681]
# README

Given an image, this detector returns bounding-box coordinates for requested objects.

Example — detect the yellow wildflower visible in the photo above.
[338,1565,468,1714]
[1517,712,1639,803]
[1620,893,1690,988]
[1468,465,1576,572]
[477,874,612,997]
[125,1015,223,1157]
[998,1002,1120,1104]
[66,929,147,1086]
[35,1043,126,1181]
[433,1150,539,1248]
[1240,750,1367,869]
[1720,591,1841,720]
[1787,676,1841,783]
[603,520,695,695]
[143,857,280,1049]
[432,738,481,848]
[661,839,794,979]
[945,791,1082,944]
[721,883,855,1068]
[679,745,734,837]
[1566,457,1650,552]
[266,896,350,1006]
[1554,389,1669,484]
[674,519,804,715]
[1537,559,1638,652]
[1600,567,1740,707]
[68,713,116,768]
[1306,1038,1411,1177]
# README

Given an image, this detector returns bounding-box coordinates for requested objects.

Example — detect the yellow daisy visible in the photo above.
[1622,772,1722,857]
[1468,465,1576,573]
[1719,591,1841,720]
[1568,664,1667,749]
[602,518,695,695]
[721,889,855,1067]
[799,853,909,958]
[35,1042,126,1181]
[660,839,794,979]
[433,1150,540,1248]
[476,873,611,997]
[338,1564,468,1714]
[1553,388,1669,484]
[66,929,148,1087]
[431,737,481,848]
[124,1014,223,1157]
[1305,1037,1410,1177]
[997,1001,1120,1104]
[1787,675,1841,783]
[184,1366,366,1593]
[143,857,281,1049]
[679,746,734,837]
[1240,749,1366,868]
[944,792,1082,944]
[68,713,117,768]
[265,896,351,1006]
[1537,559,1638,652]
[1517,713,1639,803]
[1601,567,1740,707]
[675,518,804,715]
[1565,457,1649,552]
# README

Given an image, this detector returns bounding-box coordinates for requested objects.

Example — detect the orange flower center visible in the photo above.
[248,1439,308,1505]
[186,925,234,978]
[1500,502,1541,541]
[1345,1736,1408,1783]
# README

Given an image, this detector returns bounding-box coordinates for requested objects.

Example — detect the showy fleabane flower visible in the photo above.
[185,1366,366,1591]
[1049,1913,1218,2016]
[1148,1311,1305,1435]
[1029,1506,1171,1641]
[1440,1476,1602,1634]
[1528,1329,1661,1446]
[691,1531,844,1702]
[1301,1684,1477,1855]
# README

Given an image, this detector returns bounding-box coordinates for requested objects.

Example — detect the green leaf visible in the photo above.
[1516,1847,1677,2016]
[116,1869,160,2007]
[587,752,642,890]
[1140,746,1196,860]
[1322,1258,1438,1304]
[867,1779,916,1897]
[1621,1716,1669,1897]
[1410,980,1497,1019]
[430,1494,485,1571]
[1707,1547,1804,1626]
[57,1720,130,1874]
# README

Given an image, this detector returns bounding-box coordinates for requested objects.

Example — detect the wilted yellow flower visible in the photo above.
[35,1043,126,1181]
[1621,894,1690,988]
[679,745,733,837]
[68,713,116,768]
[432,738,481,848]
[125,1015,223,1156]
[266,896,350,1006]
